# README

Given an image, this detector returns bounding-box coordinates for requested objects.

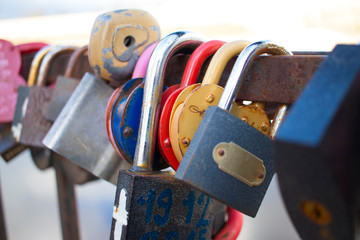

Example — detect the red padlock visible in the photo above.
[157,40,226,169]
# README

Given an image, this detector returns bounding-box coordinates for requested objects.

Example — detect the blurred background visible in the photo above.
[0,0,359,239]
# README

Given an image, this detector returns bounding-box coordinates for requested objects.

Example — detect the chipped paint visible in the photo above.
[114,9,128,14]
[102,54,138,81]
[98,14,112,26]
[102,47,112,56]
[89,9,161,82]
[113,188,128,240]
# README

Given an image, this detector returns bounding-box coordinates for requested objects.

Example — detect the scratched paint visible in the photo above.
[102,47,112,56]
[113,188,129,240]
[98,13,112,26]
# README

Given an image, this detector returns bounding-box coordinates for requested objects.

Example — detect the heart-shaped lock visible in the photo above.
[0,39,27,123]
[158,40,226,169]
[169,40,250,162]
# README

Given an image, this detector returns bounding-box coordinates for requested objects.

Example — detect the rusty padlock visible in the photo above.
[12,46,76,148]
[45,45,93,121]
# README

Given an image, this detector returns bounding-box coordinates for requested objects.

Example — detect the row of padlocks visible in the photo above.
[1,9,359,240]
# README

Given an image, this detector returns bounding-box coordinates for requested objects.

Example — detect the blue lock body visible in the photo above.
[175,41,292,217]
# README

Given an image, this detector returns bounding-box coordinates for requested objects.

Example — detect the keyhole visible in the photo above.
[301,200,332,225]
[124,36,135,48]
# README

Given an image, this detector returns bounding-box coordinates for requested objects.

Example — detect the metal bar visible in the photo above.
[238,55,326,104]
[42,49,326,105]
[53,152,80,240]
[0,173,7,240]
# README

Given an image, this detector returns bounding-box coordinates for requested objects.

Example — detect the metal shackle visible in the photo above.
[218,40,293,138]
[37,46,77,86]
[132,31,205,172]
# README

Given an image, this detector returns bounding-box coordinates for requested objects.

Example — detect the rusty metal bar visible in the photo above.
[44,50,326,104]
[52,152,80,240]
[239,55,326,103]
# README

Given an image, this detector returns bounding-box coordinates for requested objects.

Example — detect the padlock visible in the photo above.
[231,101,271,135]
[158,40,226,169]
[11,45,57,143]
[169,40,250,162]
[11,46,77,148]
[0,39,28,161]
[89,9,160,85]
[175,40,292,217]
[274,44,360,240]
[45,45,93,121]
[105,43,156,162]
[110,31,229,240]
[43,9,162,184]
[111,34,204,166]
[16,42,48,80]
[43,73,131,184]
[0,39,26,123]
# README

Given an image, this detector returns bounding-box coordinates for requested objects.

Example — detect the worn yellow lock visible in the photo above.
[89,9,161,83]
[169,40,250,162]
[232,102,270,135]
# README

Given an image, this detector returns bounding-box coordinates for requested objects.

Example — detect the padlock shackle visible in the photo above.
[132,31,205,172]
[27,45,53,86]
[64,45,89,78]
[37,46,77,86]
[16,42,48,55]
[201,40,250,86]
[180,40,226,88]
[218,41,292,112]
[131,42,157,79]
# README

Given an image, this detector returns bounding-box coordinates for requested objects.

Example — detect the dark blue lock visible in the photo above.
[175,40,292,217]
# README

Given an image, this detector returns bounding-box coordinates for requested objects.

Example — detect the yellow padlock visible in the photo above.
[169,40,250,162]
[89,9,160,83]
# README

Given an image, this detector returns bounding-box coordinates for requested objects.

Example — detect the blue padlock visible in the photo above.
[110,35,204,164]
[175,40,292,217]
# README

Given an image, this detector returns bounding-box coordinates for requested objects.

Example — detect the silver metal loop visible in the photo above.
[132,31,205,172]
[218,40,293,112]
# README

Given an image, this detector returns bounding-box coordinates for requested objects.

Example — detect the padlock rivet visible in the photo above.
[123,127,133,138]
[240,117,248,123]
[260,122,269,132]
[164,138,171,148]
[258,172,264,179]
[217,148,225,157]
[205,94,215,103]
[181,137,191,147]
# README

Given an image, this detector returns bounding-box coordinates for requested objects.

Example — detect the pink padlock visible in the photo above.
[0,39,26,123]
